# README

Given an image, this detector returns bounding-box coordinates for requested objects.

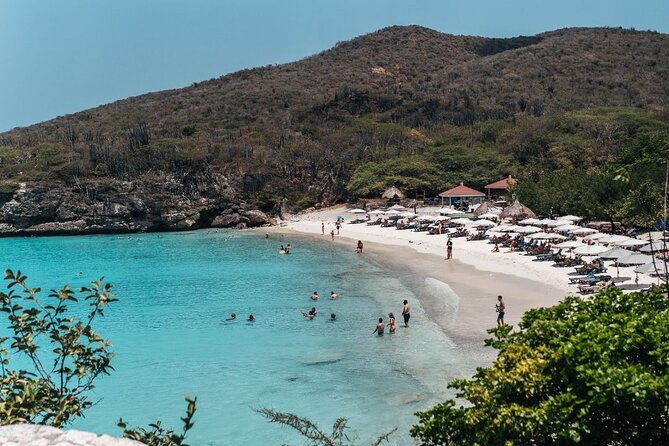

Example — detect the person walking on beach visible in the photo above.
[321,221,325,235]
[335,221,341,235]
[446,237,453,260]
[496,295,506,326]
[330,230,335,241]
[356,240,364,254]
[372,317,385,335]
[388,313,396,334]
[402,300,411,327]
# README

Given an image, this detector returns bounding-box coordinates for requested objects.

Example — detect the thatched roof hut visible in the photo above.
[474,200,496,217]
[382,186,405,199]
[500,200,536,219]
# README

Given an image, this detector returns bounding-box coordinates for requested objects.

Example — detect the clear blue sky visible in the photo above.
[1,0,667,132]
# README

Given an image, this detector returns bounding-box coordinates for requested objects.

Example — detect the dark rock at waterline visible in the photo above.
[0,175,271,237]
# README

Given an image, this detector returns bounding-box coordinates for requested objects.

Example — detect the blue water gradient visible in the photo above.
[0,230,460,445]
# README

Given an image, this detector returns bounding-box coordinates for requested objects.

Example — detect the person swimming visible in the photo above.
[226,313,237,321]
[311,291,319,300]
[248,314,255,322]
[372,317,385,336]
[303,307,317,319]
[330,313,336,321]
[330,291,338,299]
[279,245,286,254]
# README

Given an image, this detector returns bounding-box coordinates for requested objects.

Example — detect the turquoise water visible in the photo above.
[0,230,460,445]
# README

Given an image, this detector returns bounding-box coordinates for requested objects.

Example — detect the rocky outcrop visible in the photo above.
[0,424,143,446]
[0,174,271,236]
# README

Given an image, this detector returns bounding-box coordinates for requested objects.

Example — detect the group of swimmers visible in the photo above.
[373,299,411,335]
[310,291,338,300]
[279,244,292,254]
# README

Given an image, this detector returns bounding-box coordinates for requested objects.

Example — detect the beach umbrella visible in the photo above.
[499,200,536,219]
[637,231,668,241]
[347,208,366,214]
[519,218,542,225]
[471,220,495,228]
[473,201,494,217]
[538,218,556,225]
[614,238,649,248]
[555,241,586,249]
[546,219,572,227]
[529,233,567,240]
[478,212,499,220]
[559,215,582,221]
[584,232,608,241]
[451,217,473,225]
[574,245,609,256]
[572,227,598,236]
[635,261,669,276]
[640,241,669,253]
[599,247,633,260]
[368,210,385,215]
[495,224,519,232]
[597,235,632,245]
[384,209,401,215]
[554,224,581,232]
[516,226,542,234]
[617,253,653,266]
[387,204,406,211]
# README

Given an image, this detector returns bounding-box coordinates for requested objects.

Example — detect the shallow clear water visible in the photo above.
[0,230,460,445]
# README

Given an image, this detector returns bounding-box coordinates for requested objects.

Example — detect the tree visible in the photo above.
[118,396,197,446]
[0,269,116,426]
[411,287,669,445]
[257,408,396,446]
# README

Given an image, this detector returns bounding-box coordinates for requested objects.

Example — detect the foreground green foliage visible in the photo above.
[0,270,116,426]
[258,408,396,446]
[118,396,197,446]
[0,270,196,446]
[411,287,669,445]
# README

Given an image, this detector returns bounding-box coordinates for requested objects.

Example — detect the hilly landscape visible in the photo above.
[0,25,668,235]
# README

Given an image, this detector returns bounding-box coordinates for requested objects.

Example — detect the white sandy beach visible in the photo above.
[274,204,657,346]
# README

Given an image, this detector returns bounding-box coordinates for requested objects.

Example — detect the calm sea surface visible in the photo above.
[0,230,462,445]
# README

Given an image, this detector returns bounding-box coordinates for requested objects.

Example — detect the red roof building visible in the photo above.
[438,182,485,206]
[485,175,517,197]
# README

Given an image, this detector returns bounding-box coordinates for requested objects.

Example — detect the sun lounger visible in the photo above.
[578,281,615,295]
[569,274,612,285]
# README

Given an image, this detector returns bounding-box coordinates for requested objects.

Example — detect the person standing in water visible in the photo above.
[402,300,411,327]
[496,295,506,326]
[372,317,385,335]
[388,313,396,334]
[356,240,364,254]
[311,291,319,300]
[330,230,335,241]
[330,291,338,299]
[446,237,453,260]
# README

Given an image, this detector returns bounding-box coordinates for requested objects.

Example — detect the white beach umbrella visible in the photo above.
[538,218,556,225]
[478,212,499,220]
[416,215,436,221]
[597,235,632,245]
[635,261,669,276]
[640,241,669,253]
[572,228,598,236]
[614,238,649,248]
[599,248,633,260]
[584,232,608,241]
[617,253,653,266]
[368,210,385,215]
[451,218,473,225]
[519,218,542,225]
[529,233,567,240]
[471,220,496,228]
[637,231,668,242]
[387,204,406,211]
[559,215,582,221]
[573,245,609,256]
[554,224,581,232]
[547,219,573,227]
[347,208,366,214]
[495,224,519,232]
[384,209,401,215]
[516,226,542,234]
[555,241,586,249]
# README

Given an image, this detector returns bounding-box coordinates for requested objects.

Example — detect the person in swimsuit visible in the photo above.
[496,295,506,326]
[330,230,335,241]
[226,313,237,321]
[285,244,291,254]
[356,240,364,254]
[248,314,255,322]
[330,313,336,321]
[402,300,411,327]
[388,313,396,334]
[372,317,385,335]
[321,222,325,235]
[303,307,317,319]
[279,245,286,254]
[311,291,319,300]
[330,291,339,299]
[446,237,453,259]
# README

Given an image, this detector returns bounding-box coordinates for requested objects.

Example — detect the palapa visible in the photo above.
[381,186,405,199]
[474,200,495,217]
[499,200,536,219]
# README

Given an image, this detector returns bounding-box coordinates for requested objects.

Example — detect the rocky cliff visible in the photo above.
[0,174,271,236]
[0,425,143,446]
